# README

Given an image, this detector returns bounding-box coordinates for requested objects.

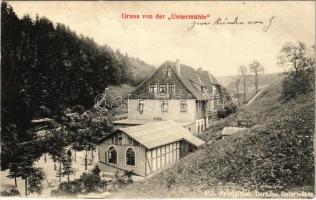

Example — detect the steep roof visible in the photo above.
[117,120,205,149]
[165,61,220,99]
[130,61,224,100]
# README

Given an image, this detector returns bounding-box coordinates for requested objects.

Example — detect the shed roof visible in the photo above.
[222,127,247,136]
[118,120,205,149]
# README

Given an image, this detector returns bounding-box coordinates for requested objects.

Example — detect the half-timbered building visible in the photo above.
[113,60,229,134]
[98,120,205,176]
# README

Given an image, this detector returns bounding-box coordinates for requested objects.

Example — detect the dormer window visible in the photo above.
[163,67,171,78]
[161,100,168,112]
[201,86,206,94]
[158,84,166,93]
[138,100,144,114]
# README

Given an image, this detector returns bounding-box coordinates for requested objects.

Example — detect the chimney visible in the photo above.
[175,59,181,75]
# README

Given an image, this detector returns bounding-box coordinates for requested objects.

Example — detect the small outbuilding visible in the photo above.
[221,127,248,138]
[98,120,205,176]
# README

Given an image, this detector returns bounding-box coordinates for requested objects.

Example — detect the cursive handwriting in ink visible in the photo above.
[263,16,275,32]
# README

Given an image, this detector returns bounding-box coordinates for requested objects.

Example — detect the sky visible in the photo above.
[9,1,315,77]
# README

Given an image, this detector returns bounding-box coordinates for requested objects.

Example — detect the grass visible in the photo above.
[245,75,284,115]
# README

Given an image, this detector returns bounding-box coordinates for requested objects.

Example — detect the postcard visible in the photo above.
[1,1,315,198]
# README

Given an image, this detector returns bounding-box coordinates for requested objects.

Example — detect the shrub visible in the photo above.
[217,103,237,119]
[80,172,101,192]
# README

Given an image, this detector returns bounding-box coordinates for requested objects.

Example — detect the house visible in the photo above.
[113,60,229,134]
[98,120,205,176]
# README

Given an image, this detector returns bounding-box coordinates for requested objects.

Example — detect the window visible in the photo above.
[117,132,122,145]
[126,148,135,166]
[138,100,144,114]
[163,67,171,78]
[108,146,117,164]
[158,84,166,93]
[180,101,187,112]
[161,100,168,112]
[127,136,133,145]
[168,84,175,94]
[201,86,206,94]
[149,84,156,93]
[112,135,117,144]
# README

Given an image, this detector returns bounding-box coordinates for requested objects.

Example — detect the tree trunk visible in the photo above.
[54,160,57,170]
[74,150,76,162]
[85,150,88,170]
[255,73,258,93]
[91,149,94,158]
[59,161,62,182]
[25,178,27,196]
[67,174,70,183]
[236,83,240,106]
[44,154,47,163]
[14,177,17,187]
[243,80,246,103]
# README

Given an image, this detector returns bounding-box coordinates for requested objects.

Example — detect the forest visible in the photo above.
[1,2,154,145]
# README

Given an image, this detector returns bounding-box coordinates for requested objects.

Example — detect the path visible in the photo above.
[245,84,269,107]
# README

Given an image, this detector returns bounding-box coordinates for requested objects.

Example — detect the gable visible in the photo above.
[130,62,196,99]
[102,130,141,147]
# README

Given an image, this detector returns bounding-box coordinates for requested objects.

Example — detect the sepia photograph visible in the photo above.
[1,1,315,198]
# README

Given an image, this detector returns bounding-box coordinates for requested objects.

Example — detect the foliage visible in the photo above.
[59,152,75,182]
[217,103,237,119]
[249,60,264,93]
[79,172,102,192]
[52,171,108,196]
[28,167,45,194]
[1,2,153,169]
[278,42,315,102]
[238,65,249,102]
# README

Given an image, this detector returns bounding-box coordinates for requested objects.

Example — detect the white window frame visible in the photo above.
[168,84,175,94]
[161,100,168,112]
[138,100,144,114]
[180,100,187,112]
[107,145,118,165]
[125,147,136,167]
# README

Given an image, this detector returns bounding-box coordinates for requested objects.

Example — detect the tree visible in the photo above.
[238,65,248,103]
[28,167,45,195]
[235,79,241,106]
[278,42,315,101]
[1,1,154,171]
[249,60,264,93]
[59,151,75,182]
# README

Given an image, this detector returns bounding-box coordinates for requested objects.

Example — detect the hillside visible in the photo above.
[244,75,285,115]
[217,72,282,102]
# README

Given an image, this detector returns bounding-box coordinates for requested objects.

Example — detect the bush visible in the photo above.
[217,103,237,119]
[281,72,314,102]
[80,172,101,192]
[52,171,108,196]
